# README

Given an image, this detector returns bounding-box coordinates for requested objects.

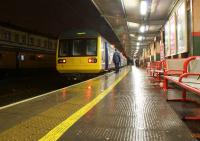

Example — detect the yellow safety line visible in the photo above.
[39,69,129,141]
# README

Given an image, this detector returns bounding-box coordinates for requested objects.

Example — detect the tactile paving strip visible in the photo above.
[0,68,129,140]
[59,68,196,141]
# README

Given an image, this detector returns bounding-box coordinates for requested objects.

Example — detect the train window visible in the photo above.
[49,41,52,49]
[21,35,26,43]
[73,40,85,56]
[3,31,11,41]
[54,43,57,49]
[37,39,41,47]
[59,40,72,57]
[72,39,97,56]
[29,37,34,45]
[29,55,36,60]
[44,40,48,48]
[15,33,19,42]
[58,38,97,57]
[86,39,97,56]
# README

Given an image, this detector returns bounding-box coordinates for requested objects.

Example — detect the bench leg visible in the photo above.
[150,73,161,83]
[163,78,168,91]
[167,89,196,102]
[154,72,161,82]
[156,73,161,82]
[182,89,187,99]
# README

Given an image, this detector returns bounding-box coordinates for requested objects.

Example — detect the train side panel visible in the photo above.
[0,50,16,69]
[100,37,105,70]
[0,25,57,72]
[107,44,115,69]
[19,52,55,69]
[100,37,115,71]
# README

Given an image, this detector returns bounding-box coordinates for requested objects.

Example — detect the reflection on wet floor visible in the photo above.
[59,67,195,141]
[167,89,200,136]
[0,71,95,106]
[0,66,199,140]
[147,70,200,139]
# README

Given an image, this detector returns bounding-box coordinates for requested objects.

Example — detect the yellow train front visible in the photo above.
[56,29,127,78]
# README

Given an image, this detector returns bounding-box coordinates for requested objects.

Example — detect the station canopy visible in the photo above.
[0,0,176,58]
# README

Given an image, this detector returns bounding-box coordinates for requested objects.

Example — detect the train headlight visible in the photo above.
[58,59,66,63]
[88,58,97,63]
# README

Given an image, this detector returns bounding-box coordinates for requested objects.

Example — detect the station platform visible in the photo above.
[0,66,195,141]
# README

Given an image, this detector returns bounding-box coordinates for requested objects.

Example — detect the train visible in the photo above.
[0,25,56,75]
[56,29,127,79]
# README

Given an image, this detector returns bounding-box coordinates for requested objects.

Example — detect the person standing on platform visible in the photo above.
[113,49,121,73]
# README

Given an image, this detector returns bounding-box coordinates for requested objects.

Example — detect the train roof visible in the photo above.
[59,29,99,39]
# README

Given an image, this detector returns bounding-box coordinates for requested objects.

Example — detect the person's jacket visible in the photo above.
[113,52,121,64]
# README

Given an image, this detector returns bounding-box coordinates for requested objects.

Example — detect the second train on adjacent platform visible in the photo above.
[56,29,127,75]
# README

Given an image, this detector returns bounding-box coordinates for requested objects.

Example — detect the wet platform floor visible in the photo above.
[0,66,197,141]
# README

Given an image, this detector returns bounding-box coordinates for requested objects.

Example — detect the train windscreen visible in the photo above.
[59,38,97,57]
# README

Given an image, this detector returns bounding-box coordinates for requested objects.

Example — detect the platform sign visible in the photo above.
[164,21,170,56]
[176,0,187,54]
[169,14,177,55]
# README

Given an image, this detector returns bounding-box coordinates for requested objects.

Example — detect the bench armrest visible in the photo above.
[183,56,200,73]
[179,73,200,82]
[165,70,184,75]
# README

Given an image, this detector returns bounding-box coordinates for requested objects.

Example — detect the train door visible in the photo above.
[105,42,108,70]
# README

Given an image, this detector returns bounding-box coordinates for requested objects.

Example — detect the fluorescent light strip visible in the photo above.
[140,25,145,33]
[138,36,143,41]
[140,1,147,15]
[130,34,135,37]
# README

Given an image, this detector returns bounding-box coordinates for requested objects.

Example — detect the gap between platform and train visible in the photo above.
[39,69,129,141]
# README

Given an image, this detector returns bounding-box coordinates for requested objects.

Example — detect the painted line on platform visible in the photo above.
[0,69,117,110]
[39,69,129,141]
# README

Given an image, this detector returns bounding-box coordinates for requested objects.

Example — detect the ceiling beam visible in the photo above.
[101,15,165,25]
[129,38,154,42]
[129,32,159,37]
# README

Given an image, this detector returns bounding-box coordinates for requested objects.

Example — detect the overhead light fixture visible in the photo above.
[140,1,147,15]
[136,46,139,49]
[139,25,149,33]
[140,25,145,33]
[137,42,140,46]
[123,0,137,9]
[130,34,135,37]
[145,25,149,31]
[77,32,86,35]
[138,36,143,41]
[127,22,140,28]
